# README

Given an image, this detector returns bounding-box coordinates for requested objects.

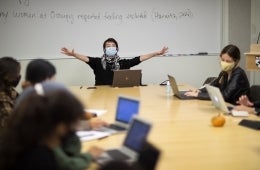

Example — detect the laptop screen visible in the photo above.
[112,70,141,87]
[115,96,139,123]
[123,118,151,152]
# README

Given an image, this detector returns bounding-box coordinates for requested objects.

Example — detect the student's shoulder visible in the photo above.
[0,90,13,102]
[234,66,246,72]
[232,67,247,76]
[29,145,55,159]
[17,146,58,170]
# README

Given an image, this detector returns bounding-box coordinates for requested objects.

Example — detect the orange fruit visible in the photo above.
[211,114,225,127]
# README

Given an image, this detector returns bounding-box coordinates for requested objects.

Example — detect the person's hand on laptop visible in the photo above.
[88,146,104,159]
[90,118,109,129]
[184,89,201,97]
[234,95,256,114]
[77,118,109,130]
[236,95,254,107]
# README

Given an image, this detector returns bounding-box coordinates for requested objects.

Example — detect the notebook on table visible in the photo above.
[96,96,140,134]
[112,69,141,87]
[167,74,196,100]
[95,116,152,165]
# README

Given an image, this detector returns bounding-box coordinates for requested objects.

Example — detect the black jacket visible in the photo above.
[198,67,250,105]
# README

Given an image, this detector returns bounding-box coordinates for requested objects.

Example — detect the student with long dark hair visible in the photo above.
[0,82,103,170]
[185,44,250,104]
[0,57,21,130]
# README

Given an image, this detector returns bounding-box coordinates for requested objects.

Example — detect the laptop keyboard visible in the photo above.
[109,124,126,131]
[107,150,130,160]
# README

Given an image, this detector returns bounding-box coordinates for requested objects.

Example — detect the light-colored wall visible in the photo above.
[250,0,260,84]
[16,0,260,92]
[228,0,251,68]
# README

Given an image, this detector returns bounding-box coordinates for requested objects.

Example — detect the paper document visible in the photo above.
[76,130,110,141]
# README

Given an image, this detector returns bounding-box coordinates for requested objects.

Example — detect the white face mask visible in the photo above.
[220,61,235,72]
[105,47,117,56]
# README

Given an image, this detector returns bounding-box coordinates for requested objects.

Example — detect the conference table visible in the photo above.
[70,85,260,170]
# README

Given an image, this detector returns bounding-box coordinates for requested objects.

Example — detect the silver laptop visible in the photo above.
[167,75,196,100]
[205,84,233,114]
[112,69,141,87]
[96,116,152,165]
[96,96,140,134]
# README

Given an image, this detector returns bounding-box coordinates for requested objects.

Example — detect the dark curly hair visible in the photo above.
[0,56,20,91]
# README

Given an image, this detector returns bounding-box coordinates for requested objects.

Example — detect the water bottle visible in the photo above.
[166,80,172,95]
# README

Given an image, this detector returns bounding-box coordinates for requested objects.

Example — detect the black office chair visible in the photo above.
[134,141,161,170]
[203,77,217,85]
[249,85,260,102]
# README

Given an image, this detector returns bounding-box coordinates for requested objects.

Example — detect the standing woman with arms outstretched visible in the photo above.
[61,38,168,85]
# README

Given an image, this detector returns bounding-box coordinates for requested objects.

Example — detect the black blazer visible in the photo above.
[198,67,250,105]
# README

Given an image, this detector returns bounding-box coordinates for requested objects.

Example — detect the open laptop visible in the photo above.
[205,84,249,116]
[205,84,231,113]
[95,116,152,165]
[167,75,196,100]
[112,69,141,87]
[96,96,140,134]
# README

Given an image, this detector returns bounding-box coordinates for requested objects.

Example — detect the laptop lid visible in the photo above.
[114,96,140,127]
[167,74,196,100]
[205,84,230,113]
[95,117,152,164]
[112,69,141,87]
[167,75,181,96]
[121,116,152,158]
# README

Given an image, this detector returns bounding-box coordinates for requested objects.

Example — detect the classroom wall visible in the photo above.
[228,0,251,69]
[250,0,260,84]
[16,0,259,92]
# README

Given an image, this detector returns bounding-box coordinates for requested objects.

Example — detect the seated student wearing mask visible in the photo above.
[0,82,103,170]
[61,38,168,85]
[0,57,21,130]
[185,44,250,105]
[234,95,260,115]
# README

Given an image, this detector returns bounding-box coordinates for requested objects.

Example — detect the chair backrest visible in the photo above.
[136,141,161,170]
[203,77,217,85]
[250,85,260,102]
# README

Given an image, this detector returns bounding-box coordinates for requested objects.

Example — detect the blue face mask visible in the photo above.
[105,47,117,56]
